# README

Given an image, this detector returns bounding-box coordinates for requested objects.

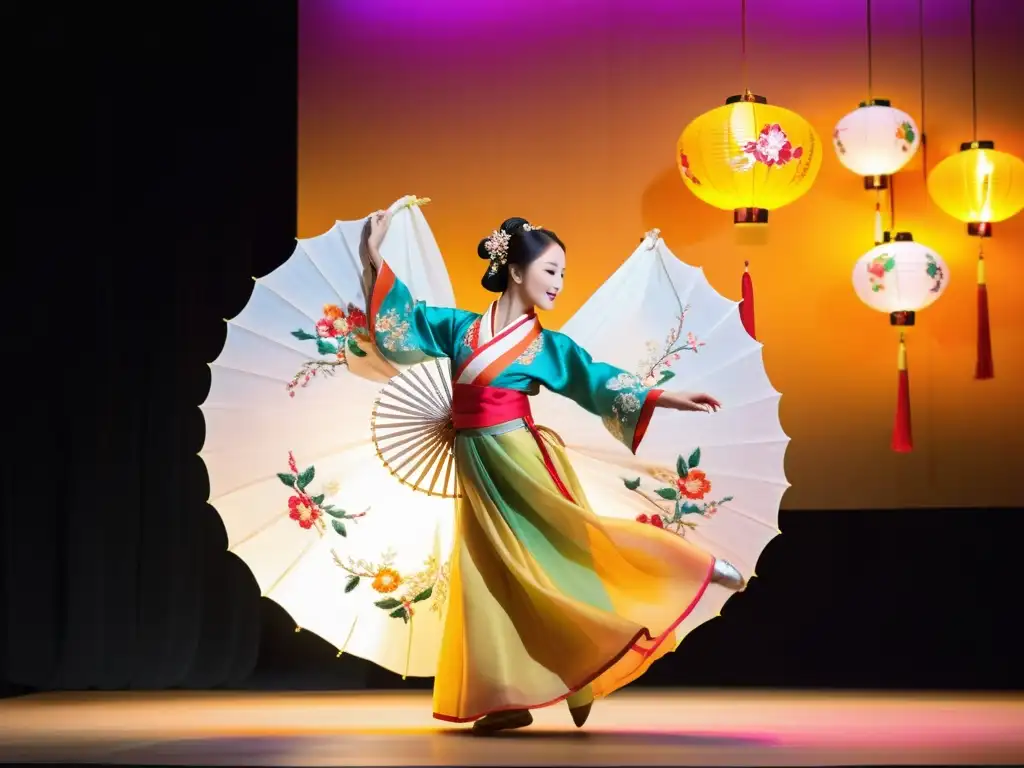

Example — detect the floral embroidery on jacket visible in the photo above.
[515,334,544,366]
[375,305,415,352]
[461,318,480,351]
[603,372,647,440]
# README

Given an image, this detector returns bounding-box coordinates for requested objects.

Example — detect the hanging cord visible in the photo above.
[970,0,978,139]
[866,0,874,100]
[919,0,928,181]
[889,173,897,231]
[740,0,749,92]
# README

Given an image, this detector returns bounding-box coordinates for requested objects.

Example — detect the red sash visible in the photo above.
[452,384,575,503]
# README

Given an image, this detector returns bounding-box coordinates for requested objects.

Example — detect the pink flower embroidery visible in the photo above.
[743,123,804,167]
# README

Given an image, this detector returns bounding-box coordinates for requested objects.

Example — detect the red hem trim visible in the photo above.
[630,388,664,454]
[431,557,716,723]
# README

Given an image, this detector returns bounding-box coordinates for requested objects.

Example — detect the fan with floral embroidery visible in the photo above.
[531,229,790,643]
[200,195,459,679]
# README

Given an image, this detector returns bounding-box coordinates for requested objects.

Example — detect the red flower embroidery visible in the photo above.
[347,306,368,331]
[288,494,320,529]
[650,514,664,528]
[743,123,804,167]
[636,513,649,523]
[677,469,712,500]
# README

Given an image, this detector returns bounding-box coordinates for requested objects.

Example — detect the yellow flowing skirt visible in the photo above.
[432,420,714,723]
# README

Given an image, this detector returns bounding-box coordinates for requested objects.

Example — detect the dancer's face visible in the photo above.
[513,243,565,312]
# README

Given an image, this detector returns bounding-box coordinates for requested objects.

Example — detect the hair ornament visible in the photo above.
[484,229,512,275]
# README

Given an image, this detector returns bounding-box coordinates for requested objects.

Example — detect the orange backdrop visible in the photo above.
[298,0,1024,510]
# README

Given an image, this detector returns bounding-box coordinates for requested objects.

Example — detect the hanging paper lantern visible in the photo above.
[833,100,920,188]
[927,140,1024,380]
[852,232,949,453]
[927,141,1024,236]
[833,99,920,244]
[677,92,822,224]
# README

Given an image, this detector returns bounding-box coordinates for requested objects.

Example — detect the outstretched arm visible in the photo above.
[544,333,720,454]
[364,209,470,365]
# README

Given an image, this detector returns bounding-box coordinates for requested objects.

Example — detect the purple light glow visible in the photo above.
[322,0,739,34]
[326,0,593,28]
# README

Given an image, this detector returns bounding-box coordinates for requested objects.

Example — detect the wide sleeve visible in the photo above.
[543,332,663,455]
[368,261,469,365]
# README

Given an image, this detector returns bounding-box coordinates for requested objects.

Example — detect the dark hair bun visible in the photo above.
[476,217,529,261]
[499,217,529,234]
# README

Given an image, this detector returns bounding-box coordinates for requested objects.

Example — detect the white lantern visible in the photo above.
[852,231,948,319]
[851,231,949,454]
[833,100,920,188]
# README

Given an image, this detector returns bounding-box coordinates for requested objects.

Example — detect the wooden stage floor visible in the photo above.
[1,690,1022,766]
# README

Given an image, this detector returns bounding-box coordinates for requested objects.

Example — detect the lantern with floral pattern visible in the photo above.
[676,92,822,224]
[833,100,920,185]
[852,232,949,453]
[833,99,920,243]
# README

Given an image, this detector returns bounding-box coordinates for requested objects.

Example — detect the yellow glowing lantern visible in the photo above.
[927,141,1024,237]
[677,92,822,224]
[927,140,1024,380]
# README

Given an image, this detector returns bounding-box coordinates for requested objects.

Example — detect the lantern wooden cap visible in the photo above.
[960,140,995,151]
[725,91,767,105]
[734,207,769,224]
[857,98,892,108]
[881,231,914,243]
[890,310,916,326]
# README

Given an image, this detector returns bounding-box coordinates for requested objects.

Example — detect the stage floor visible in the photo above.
[0,690,1022,767]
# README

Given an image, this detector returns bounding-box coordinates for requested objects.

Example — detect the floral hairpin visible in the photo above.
[484,229,512,275]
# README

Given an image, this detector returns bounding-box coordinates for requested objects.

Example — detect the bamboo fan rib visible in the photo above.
[371,359,460,498]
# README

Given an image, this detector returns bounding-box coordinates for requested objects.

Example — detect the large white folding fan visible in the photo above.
[201,202,789,679]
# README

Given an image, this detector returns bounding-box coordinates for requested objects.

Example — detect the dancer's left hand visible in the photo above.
[662,392,722,413]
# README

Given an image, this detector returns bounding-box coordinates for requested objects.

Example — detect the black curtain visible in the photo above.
[5,2,1023,698]
[4,2,301,692]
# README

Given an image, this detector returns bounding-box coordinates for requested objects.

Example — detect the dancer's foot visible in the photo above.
[711,559,746,590]
[471,709,533,733]
[569,701,592,728]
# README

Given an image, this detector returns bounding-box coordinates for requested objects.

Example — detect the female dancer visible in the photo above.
[366,210,745,732]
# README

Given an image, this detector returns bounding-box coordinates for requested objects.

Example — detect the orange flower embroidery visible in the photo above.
[677,469,711,500]
[372,567,402,593]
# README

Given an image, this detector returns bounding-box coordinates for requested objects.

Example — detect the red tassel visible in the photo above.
[975,254,994,379]
[740,261,756,340]
[892,334,913,453]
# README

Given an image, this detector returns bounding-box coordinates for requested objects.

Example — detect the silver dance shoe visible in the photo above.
[711,559,746,591]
